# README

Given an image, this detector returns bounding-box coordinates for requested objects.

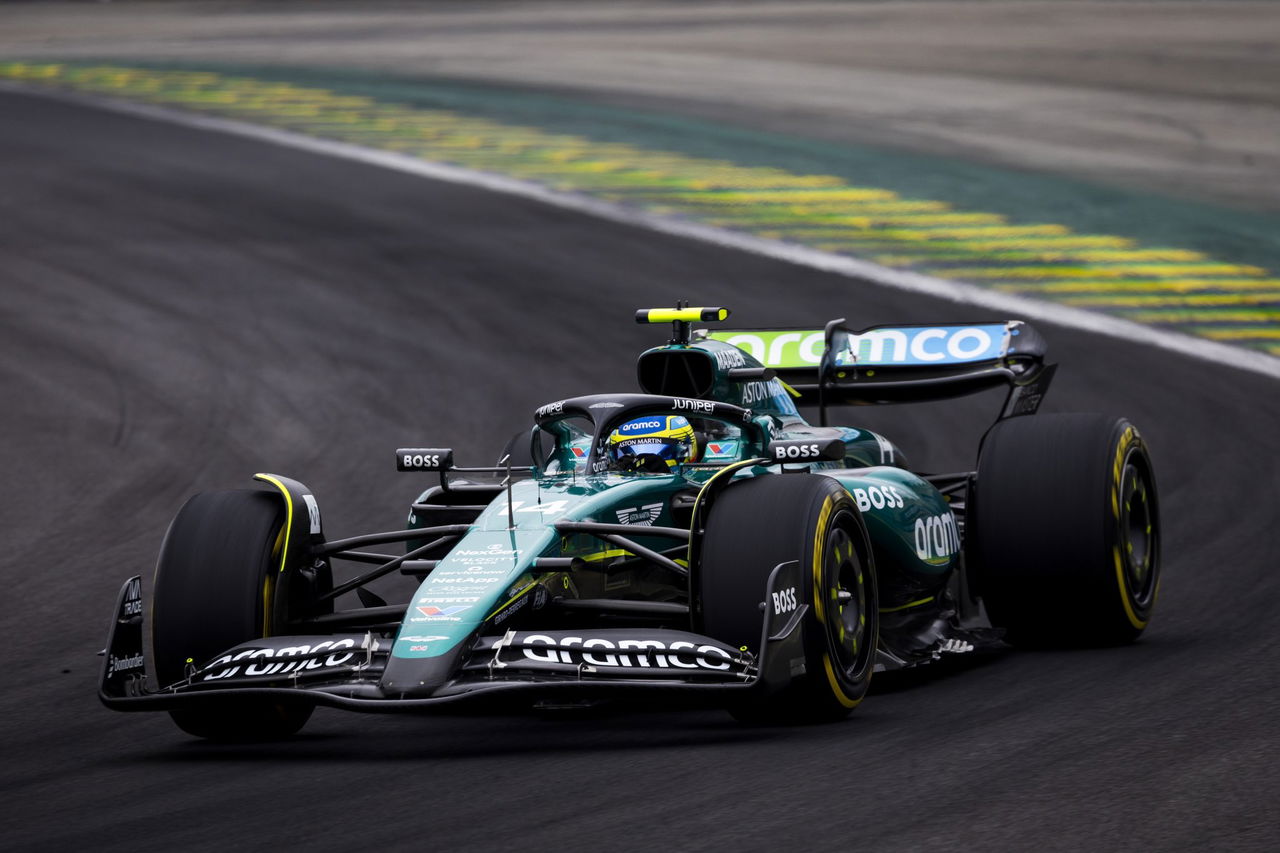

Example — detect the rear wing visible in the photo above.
[700,319,1054,423]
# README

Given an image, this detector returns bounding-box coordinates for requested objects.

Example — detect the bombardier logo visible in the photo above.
[616,503,662,526]
[107,652,144,676]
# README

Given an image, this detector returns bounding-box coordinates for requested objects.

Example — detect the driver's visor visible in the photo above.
[612,439,680,461]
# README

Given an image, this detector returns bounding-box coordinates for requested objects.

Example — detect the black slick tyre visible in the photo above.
[699,474,877,723]
[152,489,314,740]
[972,414,1160,646]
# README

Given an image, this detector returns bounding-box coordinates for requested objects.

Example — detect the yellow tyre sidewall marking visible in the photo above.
[1111,429,1149,631]
[813,494,861,708]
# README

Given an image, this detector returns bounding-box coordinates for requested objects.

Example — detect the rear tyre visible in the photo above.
[152,490,314,740]
[699,475,877,724]
[972,414,1160,646]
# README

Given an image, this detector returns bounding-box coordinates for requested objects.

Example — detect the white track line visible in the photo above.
[8,80,1279,381]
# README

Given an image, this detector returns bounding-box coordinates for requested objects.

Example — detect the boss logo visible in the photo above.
[772,586,798,615]
[852,485,906,511]
[396,448,453,471]
[769,439,842,462]
[774,443,821,460]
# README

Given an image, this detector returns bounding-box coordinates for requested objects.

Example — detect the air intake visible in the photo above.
[637,349,716,399]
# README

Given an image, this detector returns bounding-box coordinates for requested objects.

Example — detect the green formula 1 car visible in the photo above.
[100,306,1160,738]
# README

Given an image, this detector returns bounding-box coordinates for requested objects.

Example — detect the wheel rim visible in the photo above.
[1119,452,1157,606]
[824,514,872,680]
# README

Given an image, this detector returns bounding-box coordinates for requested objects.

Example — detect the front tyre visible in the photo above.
[972,414,1160,646]
[152,489,314,740]
[699,475,878,723]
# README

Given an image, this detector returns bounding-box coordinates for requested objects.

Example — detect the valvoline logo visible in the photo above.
[619,419,664,434]
[704,441,740,458]
[416,605,468,618]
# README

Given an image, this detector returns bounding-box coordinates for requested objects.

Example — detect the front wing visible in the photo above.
[99,560,810,713]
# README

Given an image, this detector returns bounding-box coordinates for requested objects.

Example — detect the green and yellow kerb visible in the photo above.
[5,61,1277,358]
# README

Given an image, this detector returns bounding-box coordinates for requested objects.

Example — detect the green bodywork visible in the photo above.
[384,332,961,696]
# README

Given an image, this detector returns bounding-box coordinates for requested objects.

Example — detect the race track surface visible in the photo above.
[1,89,1277,851]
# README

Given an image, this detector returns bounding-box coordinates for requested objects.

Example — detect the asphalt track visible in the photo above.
[1,89,1277,851]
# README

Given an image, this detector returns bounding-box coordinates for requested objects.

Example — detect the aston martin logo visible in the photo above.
[615,503,663,526]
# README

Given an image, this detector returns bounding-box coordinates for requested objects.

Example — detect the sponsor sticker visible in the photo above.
[672,398,715,413]
[708,325,1009,369]
[416,605,469,618]
[851,485,906,511]
[772,586,798,615]
[107,653,145,676]
[915,511,961,563]
[506,635,734,671]
[740,380,783,406]
[121,578,143,618]
[454,545,521,558]
[302,493,322,534]
[834,325,1007,367]
[713,348,747,369]
[619,419,664,434]
[492,594,529,626]
[201,639,357,680]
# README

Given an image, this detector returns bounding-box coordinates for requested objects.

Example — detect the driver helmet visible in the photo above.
[607,415,699,472]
